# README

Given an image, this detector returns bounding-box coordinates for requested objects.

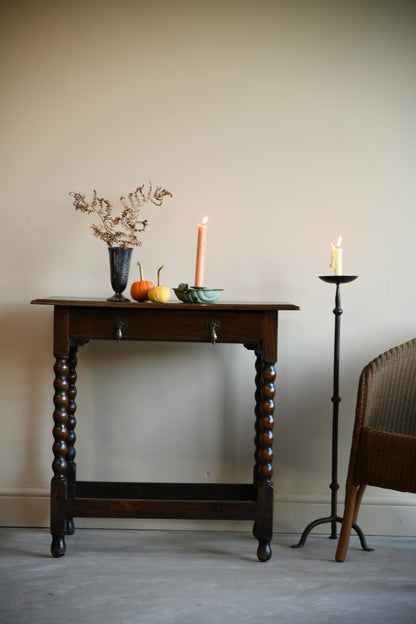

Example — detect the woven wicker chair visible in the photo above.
[335,338,416,562]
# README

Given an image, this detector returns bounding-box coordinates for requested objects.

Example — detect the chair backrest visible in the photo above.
[359,338,416,436]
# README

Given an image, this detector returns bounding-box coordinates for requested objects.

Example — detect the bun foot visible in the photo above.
[66,518,75,535]
[51,536,66,557]
[257,540,272,562]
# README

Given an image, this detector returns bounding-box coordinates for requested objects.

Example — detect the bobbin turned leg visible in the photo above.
[253,359,275,562]
[65,347,78,535]
[251,350,262,538]
[51,356,69,557]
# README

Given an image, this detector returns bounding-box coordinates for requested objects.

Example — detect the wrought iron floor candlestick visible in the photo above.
[293,275,372,551]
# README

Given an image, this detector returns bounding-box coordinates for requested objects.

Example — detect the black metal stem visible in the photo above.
[292,276,371,550]
[329,282,341,538]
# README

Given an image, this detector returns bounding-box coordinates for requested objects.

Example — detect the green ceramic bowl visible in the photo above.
[173,284,223,303]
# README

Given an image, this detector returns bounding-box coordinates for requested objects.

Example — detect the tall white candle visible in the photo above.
[330,236,343,275]
[195,216,208,287]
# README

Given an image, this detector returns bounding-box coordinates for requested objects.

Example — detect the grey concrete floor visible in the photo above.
[0,528,415,624]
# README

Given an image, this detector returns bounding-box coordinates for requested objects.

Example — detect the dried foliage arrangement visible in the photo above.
[69,183,172,248]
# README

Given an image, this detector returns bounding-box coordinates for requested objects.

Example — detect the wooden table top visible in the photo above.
[31,297,300,312]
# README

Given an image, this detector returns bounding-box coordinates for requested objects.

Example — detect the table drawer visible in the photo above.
[69,307,266,345]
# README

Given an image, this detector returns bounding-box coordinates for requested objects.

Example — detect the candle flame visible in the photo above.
[336,235,342,248]
[202,216,208,225]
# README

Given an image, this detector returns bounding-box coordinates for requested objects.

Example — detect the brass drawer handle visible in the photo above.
[208,319,221,344]
[113,317,127,342]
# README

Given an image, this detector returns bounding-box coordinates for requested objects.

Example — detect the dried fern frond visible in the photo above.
[151,186,172,206]
[70,183,172,248]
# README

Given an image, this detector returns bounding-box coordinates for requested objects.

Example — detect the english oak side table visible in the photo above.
[32,297,299,562]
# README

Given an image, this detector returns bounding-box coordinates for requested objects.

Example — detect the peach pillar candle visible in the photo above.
[195,216,208,287]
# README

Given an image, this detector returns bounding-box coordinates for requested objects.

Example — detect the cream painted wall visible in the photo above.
[1,0,416,536]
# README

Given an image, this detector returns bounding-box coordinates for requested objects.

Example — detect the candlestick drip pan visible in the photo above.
[173,284,223,303]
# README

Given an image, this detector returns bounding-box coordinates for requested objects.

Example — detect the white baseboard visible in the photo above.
[1,489,415,536]
[274,495,416,536]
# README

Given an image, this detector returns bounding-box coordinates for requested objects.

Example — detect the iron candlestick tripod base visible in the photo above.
[292,275,372,551]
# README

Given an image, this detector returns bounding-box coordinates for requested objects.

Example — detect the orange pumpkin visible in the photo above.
[130,262,154,301]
